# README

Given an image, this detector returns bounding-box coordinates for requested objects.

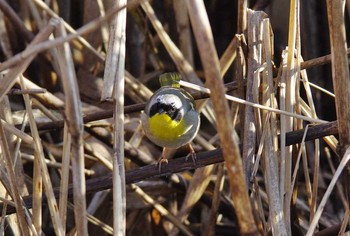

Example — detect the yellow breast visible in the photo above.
[148,113,186,142]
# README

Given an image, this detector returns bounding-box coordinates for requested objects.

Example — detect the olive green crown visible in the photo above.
[159,72,181,88]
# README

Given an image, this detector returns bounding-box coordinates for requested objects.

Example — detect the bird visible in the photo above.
[141,73,200,170]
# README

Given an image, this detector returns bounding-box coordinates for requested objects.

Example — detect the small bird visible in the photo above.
[141,73,200,169]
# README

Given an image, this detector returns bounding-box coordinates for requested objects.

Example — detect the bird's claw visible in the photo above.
[157,157,168,172]
[185,145,197,165]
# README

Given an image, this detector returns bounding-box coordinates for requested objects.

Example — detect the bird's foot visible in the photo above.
[157,156,168,172]
[185,144,197,165]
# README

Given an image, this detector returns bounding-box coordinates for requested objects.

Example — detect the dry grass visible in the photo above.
[0,0,348,235]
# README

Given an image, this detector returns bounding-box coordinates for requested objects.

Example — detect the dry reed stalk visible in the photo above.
[251,112,269,183]
[102,0,127,234]
[9,20,61,234]
[1,120,34,145]
[31,99,60,122]
[181,81,328,124]
[326,0,350,218]
[140,1,200,84]
[31,146,42,235]
[0,0,142,72]
[96,0,110,51]
[252,179,267,234]
[306,147,350,235]
[169,165,215,236]
[125,71,153,103]
[232,35,246,137]
[237,0,247,34]
[33,0,105,62]
[0,120,30,235]
[0,18,57,101]
[173,0,194,65]
[20,71,66,235]
[15,77,64,108]
[84,142,113,170]
[339,206,349,235]
[55,21,88,235]
[0,10,12,59]
[298,64,320,224]
[130,184,194,236]
[282,0,299,232]
[102,0,126,100]
[168,129,218,235]
[205,164,224,236]
[288,125,309,207]
[325,149,347,209]
[219,35,239,77]
[261,19,287,235]
[185,1,257,235]
[6,111,32,235]
[25,0,44,28]
[243,9,264,187]
[58,124,71,233]
[0,0,34,42]
[299,57,320,211]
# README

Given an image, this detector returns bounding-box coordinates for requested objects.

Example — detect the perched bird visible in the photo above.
[141,73,200,169]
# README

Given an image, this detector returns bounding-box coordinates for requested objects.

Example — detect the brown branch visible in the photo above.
[300,48,350,70]
[0,148,223,215]
[0,121,340,216]
[285,121,338,146]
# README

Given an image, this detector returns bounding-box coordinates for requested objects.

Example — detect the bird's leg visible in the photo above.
[157,147,169,172]
[185,143,197,165]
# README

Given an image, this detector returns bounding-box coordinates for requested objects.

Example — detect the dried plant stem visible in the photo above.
[206,164,224,236]
[306,147,350,235]
[1,120,33,145]
[173,0,194,65]
[179,80,327,124]
[55,22,87,235]
[33,0,105,62]
[131,184,194,236]
[262,19,287,235]
[16,77,64,108]
[102,0,127,99]
[21,73,65,236]
[103,0,128,234]
[59,124,71,233]
[0,18,58,102]
[32,151,42,234]
[327,0,350,192]
[237,0,247,33]
[169,140,217,236]
[0,0,143,72]
[141,1,200,84]
[243,9,264,188]
[169,165,214,236]
[283,0,299,232]
[0,123,29,235]
[0,0,34,42]
[185,1,257,234]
